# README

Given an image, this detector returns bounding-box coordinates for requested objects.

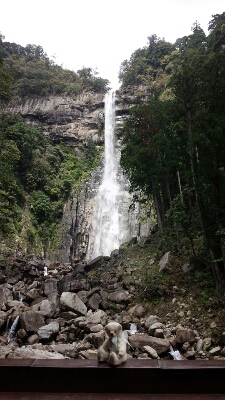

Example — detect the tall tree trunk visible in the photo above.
[153,193,163,232]
[210,248,223,293]
[177,170,184,204]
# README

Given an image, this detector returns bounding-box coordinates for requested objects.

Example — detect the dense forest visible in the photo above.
[0,34,110,99]
[0,34,108,255]
[119,12,225,292]
[1,12,225,294]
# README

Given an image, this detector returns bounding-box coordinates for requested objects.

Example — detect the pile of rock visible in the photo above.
[0,254,224,360]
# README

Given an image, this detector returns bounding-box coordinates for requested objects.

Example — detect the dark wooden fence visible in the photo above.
[0,359,225,399]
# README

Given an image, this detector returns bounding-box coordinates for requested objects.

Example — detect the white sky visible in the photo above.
[0,0,224,89]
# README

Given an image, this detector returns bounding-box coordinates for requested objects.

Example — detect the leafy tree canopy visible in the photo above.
[0,34,110,98]
[120,12,225,292]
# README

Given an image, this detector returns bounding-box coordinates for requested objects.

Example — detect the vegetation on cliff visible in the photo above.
[0,112,101,253]
[0,35,104,254]
[120,13,225,292]
[0,33,110,99]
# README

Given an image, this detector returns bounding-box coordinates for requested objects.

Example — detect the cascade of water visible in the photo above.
[18,291,23,303]
[169,345,183,360]
[44,266,48,276]
[91,91,121,258]
[7,316,19,342]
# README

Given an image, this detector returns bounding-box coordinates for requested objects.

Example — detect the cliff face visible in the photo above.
[9,92,105,153]
[10,90,154,262]
[57,90,154,263]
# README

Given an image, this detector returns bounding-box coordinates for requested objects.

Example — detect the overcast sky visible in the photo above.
[0,0,224,88]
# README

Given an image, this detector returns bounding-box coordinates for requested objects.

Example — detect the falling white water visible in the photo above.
[169,345,184,360]
[7,316,19,342]
[91,91,121,258]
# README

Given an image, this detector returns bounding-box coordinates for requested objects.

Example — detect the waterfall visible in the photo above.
[91,91,121,258]
[80,90,152,262]
[7,316,19,342]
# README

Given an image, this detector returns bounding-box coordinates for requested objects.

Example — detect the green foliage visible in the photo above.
[30,191,51,223]
[0,112,101,251]
[0,38,110,98]
[119,35,174,96]
[120,13,225,292]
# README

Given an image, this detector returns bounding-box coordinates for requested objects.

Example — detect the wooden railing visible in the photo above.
[0,359,225,396]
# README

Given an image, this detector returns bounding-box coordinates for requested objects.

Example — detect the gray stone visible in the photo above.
[38,299,56,318]
[60,292,87,316]
[7,346,64,359]
[144,315,160,329]
[0,311,8,329]
[78,349,98,359]
[128,304,145,318]
[27,334,39,345]
[37,322,59,341]
[158,251,171,272]
[149,322,165,336]
[49,343,77,357]
[44,279,58,296]
[202,337,212,351]
[176,328,196,344]
[88,293,101,310]
[17,329,28,341]
[0,285,13,303]
[76,290,88,304]
[108,290,132,303]
[209,346,221,356]
[154,329,164,338]
[196,339,203,352]
[141,345,158,359]
[20,311,45,333]
[59,311,77,320]
[47,293,60,307]
[90,324,103,332]
[129,334,170,355]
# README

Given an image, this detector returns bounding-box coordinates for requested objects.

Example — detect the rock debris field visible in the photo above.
[0,249,225,361]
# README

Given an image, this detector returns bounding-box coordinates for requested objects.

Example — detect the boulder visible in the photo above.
[154,329,164,338]
[176,328,196,344]
[78,349,98,359]
[158,251,172,272]
[88,293,101,310]
[49,343,77,357]
[129,334,170,354]
[0,310,8,329]
[76,290,88,304]
[108,290,132,303]
[144,315,159,329]
[209,346,221,356]
[37,322,59,341]
[20,311,45,333]
[149,322,165,336]
[7,346,64,359]
[44,279,58,296]
[202,337,212,351]
[60,292,87,316]
[38,299,56,318]
[128,304,145,318]
[85,310,106,330]
[27,334,39,345]
[141,345,158,359]
[0,285,13,303]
